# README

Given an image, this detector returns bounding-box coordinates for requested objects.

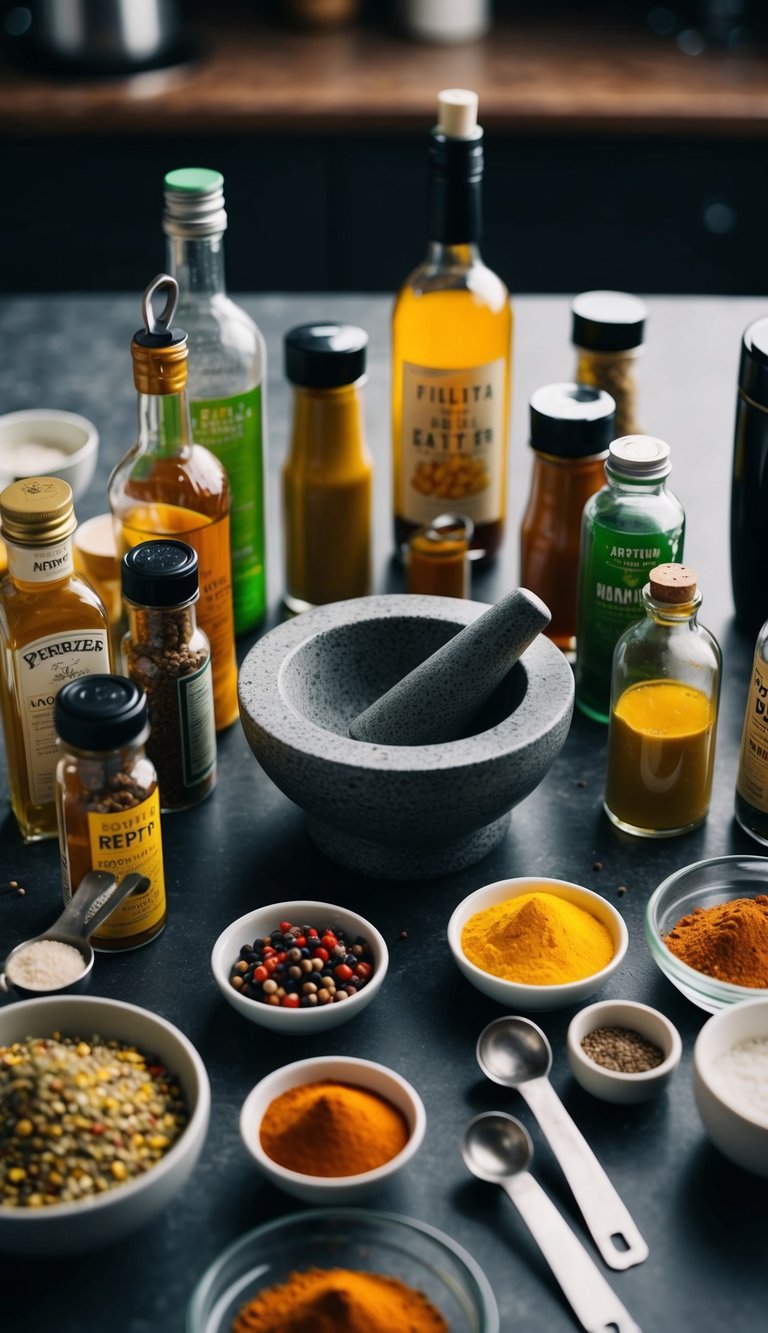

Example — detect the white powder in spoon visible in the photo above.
[6,939,87,990]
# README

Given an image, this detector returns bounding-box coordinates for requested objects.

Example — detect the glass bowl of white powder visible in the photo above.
[693,998,768,1178]
[0,409,98,499]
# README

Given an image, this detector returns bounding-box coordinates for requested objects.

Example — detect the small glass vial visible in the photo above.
[406,513,473,597]
[575,435,685,723]
[283,323,372,612]
[520,383,615,656]
[572,290,647,438]
[121,539,217,812]
[735,615,768,844]
[604,565,721,838]
[55,675,167,951]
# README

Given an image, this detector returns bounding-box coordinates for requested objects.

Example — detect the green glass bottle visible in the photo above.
[574,435,685,723]
[164,167,267,635]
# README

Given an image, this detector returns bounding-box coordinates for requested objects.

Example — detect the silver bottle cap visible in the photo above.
[608,435,671,479]
[162,167,227,238]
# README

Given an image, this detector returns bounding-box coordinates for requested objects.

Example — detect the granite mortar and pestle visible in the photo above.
[239,591,574,879]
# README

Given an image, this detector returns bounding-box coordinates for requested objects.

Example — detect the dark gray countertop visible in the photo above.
[0,294,765,1331]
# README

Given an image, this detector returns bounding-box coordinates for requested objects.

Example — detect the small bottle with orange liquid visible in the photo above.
[604,564,721,837]
[108,275,239,731]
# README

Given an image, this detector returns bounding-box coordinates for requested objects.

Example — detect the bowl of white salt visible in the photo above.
[693,998,768,1177]
[0,409,99,500]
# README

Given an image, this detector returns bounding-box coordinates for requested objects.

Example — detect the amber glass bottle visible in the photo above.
[108,275,238,731]
[0,477,111,841]
[392,88,512,564]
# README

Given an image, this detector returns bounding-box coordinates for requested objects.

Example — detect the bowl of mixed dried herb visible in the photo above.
[0,995,210,1254]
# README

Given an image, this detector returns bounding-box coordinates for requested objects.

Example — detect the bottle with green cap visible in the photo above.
[163,167,267,635]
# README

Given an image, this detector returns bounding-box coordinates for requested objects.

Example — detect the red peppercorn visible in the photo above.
[307,928,319,938]
[294,935,307,947]
[279,921,292,934]
[276,951,287,963]
[282,993,300,1008]
[253,965,269,983]
[266,957,279,973]
[334,964,354,981]
[321,933,337,950]
[354,962,373,980]
[312,947,329,962]
[262,947,276,959]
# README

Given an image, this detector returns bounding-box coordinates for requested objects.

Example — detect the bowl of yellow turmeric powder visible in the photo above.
[448,877,628,1010]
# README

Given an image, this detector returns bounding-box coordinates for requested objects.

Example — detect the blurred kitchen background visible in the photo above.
[1,0,767,294]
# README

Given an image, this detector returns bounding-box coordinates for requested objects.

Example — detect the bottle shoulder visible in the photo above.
[616,615,721,675]
[109,442,230,516]
[177,295,265,394]
[395,257,509,311]
[584,484,685,531]
[0,574,109,646]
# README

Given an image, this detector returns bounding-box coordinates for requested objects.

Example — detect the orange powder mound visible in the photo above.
[259,1080,409,1176]
[232,1267,448,1333]
[461,890,614,985]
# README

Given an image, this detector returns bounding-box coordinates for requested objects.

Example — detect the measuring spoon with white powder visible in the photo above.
[0,870,150,997]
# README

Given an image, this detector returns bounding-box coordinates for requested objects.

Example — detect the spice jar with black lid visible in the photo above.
[55,675,167,951]
[121,539,216,812]
[572,290,647,438]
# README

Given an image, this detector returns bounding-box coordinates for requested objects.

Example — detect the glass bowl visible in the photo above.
[645,855,768,1012]
[187,1208,499,1333]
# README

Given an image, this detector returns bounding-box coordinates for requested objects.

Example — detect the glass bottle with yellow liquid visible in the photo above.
[109,274,239,731]
[604,564,721,837]
[392,88,512,564]
[0,477,111,841]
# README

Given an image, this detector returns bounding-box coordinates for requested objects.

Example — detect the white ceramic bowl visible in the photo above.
[0,410,99,499]
[693,998,768,1177]
[211,900,388,1035]
[567,1000,682,1104]
[0,995,210,1254]
[240,1055,426,1204]
[447,877,628,1012]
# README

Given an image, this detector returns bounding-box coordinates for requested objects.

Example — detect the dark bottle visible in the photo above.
[731,316,768,637]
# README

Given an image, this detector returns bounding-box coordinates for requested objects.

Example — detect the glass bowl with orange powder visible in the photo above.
[646,854,768,1012]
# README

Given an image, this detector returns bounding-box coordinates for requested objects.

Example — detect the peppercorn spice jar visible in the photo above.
[55,675,167,951]
[572,291,647,438]
[121,540,216,811]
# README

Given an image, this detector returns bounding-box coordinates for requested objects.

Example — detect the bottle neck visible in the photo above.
[427,133,483,246]
[167,233,226,297]
[606,467,668,496]
[5,532,75,585]
[137,389,192,459]
[425,241,481,268]
[642,587,702,626]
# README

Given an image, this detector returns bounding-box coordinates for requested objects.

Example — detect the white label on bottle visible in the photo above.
[400,359,506,525]
[177,658,217,787]
[16,628,110,805]
[737,654,768,813]
[6,538,74,583]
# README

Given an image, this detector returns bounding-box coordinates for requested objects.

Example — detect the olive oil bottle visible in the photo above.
[392,88,512,563]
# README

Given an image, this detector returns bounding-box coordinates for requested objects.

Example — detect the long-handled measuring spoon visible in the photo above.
[463,1113,643,1333]
[477,1016,648,1270]
[0,871,150,997]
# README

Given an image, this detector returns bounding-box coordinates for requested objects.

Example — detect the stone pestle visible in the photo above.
[348,588,551,746]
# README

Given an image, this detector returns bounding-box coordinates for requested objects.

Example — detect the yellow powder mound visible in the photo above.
[461,890,614,985]
[259,1080,409,1176]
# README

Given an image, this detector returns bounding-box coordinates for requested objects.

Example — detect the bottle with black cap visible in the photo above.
[122,539,216,812]
[520,383,616,656]
[283,322,372,612]
[572,290,647,438]
[55,675,167,951]
[731,315,768,636]
[392,89,512,565]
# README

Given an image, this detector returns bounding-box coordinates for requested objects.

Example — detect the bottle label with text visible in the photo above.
[177,658,216,787]
[87,787,166,940]
[6,538,74,583]
[737,654,768,813]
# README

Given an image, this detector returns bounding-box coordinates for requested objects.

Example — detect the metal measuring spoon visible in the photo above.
[463,1113,643,1333]
[0,871,150,997]
[477,1016,648,1270]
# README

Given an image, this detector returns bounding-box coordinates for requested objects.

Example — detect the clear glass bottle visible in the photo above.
[520,383,615,656]
[164,168,267,636]
[122,539,217,812]
[572,290,647,439]
[575,436,685,723]
[0,477,111,841]
[108,273,239,732]
[55,675,167,951]
[283,323,372,612]
[735,615,768,844]
[604,565,721,837]
[392,88,512,565]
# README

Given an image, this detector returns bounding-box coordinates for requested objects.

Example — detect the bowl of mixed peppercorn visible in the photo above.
[211,900,389,1034]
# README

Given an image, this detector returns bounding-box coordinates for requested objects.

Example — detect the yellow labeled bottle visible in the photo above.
[0,477,111,841]
[108,274,239,731]
[392,88,512,564]
[55,675,166,950]
[604,564,721,837]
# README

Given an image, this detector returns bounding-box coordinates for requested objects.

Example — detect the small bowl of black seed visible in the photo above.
[211,900,388,1034]
[567,999,682,1104]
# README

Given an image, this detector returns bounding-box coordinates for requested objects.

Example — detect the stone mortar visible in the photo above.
[238,595,574,880]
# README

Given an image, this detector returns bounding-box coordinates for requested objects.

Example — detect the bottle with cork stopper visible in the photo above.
[604,563,721,837]
[392,88,512,567]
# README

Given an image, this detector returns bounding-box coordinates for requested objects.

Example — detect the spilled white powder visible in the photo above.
[714,1036,768,1119]
[6,939,87,990]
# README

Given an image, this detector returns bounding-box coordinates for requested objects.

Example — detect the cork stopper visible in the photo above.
[649,563,698,603]
[437,89,479,139]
